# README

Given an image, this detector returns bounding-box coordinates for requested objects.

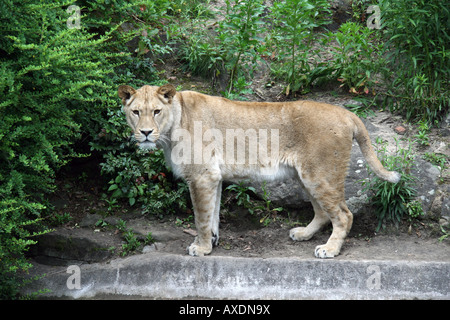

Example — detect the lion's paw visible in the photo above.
[314,244,339,259]
[290,227,313,241]
[187,242,212,257]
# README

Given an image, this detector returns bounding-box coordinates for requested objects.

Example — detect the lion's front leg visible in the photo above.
[186,178,221,257]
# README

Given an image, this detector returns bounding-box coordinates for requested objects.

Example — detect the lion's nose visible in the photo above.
[140,130,153,137]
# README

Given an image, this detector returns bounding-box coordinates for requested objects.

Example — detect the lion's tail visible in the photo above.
[350,113,401,183]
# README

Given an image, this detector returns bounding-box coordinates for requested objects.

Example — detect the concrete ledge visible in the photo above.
[25,252,450,299]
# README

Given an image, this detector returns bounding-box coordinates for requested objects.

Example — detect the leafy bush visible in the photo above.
[178,26,225,79]
[176,0,267,94]
[330,21,386,94]
[0,0,140,298]
[0,201,48,299]
[362,138,419,231]
[379,0,450,123]
[217,0,267,93]
[269,0,332,94]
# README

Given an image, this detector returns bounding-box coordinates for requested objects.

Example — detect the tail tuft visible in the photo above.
[387,171,401,184]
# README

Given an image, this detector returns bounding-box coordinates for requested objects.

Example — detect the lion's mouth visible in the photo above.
[138,140,157,150]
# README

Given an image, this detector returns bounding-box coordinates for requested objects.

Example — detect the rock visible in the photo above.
[441,197,450,220]
[440,113,450,136]
[435,142,448,155]
[30,229,119,266]
[247,178,310,209]
[411,158,441,212]
[79,213,102,228]
[431,192,444,219]
[126,218,185,242]
[142,244,156,253]
[346,194,369,214]
[394,126,407,135]
[142,242,165,253]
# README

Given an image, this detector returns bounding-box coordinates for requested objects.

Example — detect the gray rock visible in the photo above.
[441,197,450,220]
[126,218,185,242]
[411,158,440,212]
[79,213,102,228]
[248,178,310,209]
[30,229,117,266]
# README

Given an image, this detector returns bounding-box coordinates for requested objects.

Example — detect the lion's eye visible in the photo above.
[154,109,161,115]
[133,110,139,116]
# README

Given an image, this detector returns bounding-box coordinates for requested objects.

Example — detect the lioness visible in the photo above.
[118,84,400,258]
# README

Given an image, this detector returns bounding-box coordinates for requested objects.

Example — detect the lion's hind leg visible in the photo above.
[292,169,353,258]
[313,199,353,258]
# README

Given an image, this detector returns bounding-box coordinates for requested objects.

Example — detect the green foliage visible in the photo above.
[350,0,375,23]
[251,182,283,226]
[178,26,225,79]
[405,200,424,221]
[439,225,449,242]
[423,152,448,171]
[423,152,448,183]
[176,0,267,94]
[217,0,267,93]
[414,120,431,146]
[362,138,419,231]
[169,0,214,20]
[0,200,49,299]
[115,219,154,256]
[225,181,282,226]
[222,77,254,100]
[0,0,144,298]
[330,21,386,94]
[379,0,450,123]
[269,0,332,94]
[344,97,376,119]
[226,182,257,212]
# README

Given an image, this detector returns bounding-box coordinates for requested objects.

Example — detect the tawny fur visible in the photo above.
[118,84,400,258]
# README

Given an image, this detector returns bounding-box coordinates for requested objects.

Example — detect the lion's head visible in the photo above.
[118,84,177,149]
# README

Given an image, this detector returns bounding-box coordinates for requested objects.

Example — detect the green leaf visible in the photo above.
[111,188,122,198]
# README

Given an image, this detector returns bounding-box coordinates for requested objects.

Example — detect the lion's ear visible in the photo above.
[118,85,136,105]
[157,84,176,104]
